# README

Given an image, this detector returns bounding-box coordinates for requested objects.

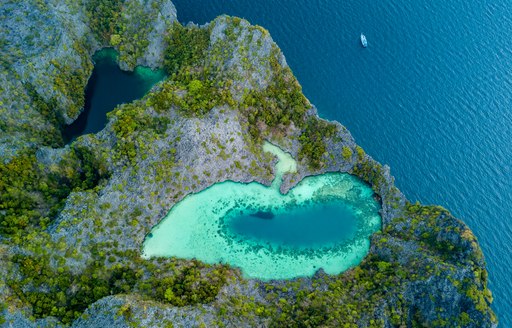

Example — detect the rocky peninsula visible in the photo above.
[0,0,497,327]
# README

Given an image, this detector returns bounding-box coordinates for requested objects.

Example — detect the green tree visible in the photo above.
[342,146,353,161]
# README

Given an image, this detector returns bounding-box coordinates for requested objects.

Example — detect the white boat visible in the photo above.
[360,33,367,48]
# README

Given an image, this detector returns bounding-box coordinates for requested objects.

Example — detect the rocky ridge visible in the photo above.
[0,1,497,327]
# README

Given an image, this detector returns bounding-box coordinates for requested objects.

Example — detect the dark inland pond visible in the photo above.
[64,48,166,141]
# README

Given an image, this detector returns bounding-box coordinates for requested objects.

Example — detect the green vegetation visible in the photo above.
[84,0,170,67]
[138,23,235,117]
[24,83,64,147]
[243,47,310,137]
[110,34,122,46]
[0,302,5,325]
[0,146,108,236]
[51,59,91,119]
[235,43,338,170]
[109,101,171,163]
[182,79,219,115]
[342,146,353,161]
[0,10,496,328]
[355,145,365,161]
[386,202,483,263]
[164,23,210,76]
[144,263,229,307]
[9,253,122,324]
[237,45,340,169]
[262,256,402,327]
[0,152,53,235]
[213,203,495,327]
[85,0,123,42]
[6,246,230,325]
[352,155,387,193]
[5,213,493,327]
[148,77,234,117]
[298,118,338,169]
[160,19,335,172]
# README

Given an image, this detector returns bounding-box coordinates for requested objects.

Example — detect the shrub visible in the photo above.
[342,146,353,161]
[298,118,337,169]
[164,23,210,76]
[242,46,310,138]
[0,146,108,235]
[110,34,122,46]
[86,0,123,42]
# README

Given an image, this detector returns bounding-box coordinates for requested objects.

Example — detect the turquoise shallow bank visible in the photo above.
[143,143,381,280]
[64,48,165,141]
[174,0,512,323]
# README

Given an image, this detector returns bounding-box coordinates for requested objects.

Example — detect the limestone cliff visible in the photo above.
[0,1,496,327]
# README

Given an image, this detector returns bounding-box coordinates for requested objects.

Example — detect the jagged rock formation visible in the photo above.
[0,0,176,158]
[0,1,497,327]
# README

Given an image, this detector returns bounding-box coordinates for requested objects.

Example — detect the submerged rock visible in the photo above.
[249,211,275,219]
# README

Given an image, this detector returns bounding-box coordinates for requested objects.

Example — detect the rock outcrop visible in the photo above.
[0,1,497,327]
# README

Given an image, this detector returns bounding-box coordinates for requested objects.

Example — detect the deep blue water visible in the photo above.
[174,0,512,324]
[223,202,357,249]
[64,48,165,141]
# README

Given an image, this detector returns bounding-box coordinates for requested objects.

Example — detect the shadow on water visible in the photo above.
[249,210,275,219]
[63,67,99,142]
[63,48,166,142]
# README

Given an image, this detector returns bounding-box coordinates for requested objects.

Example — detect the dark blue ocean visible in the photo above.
[173,0,512,324]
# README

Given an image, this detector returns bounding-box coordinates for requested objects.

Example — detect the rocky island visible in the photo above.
[0,0,497,327]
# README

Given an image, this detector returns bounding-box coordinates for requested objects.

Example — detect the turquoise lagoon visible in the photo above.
[143,143,381,280]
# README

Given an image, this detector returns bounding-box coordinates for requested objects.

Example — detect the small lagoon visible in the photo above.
[64,48,166,141]
[143,143,381,280]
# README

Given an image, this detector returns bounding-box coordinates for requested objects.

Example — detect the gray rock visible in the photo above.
[0,1,497,327]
